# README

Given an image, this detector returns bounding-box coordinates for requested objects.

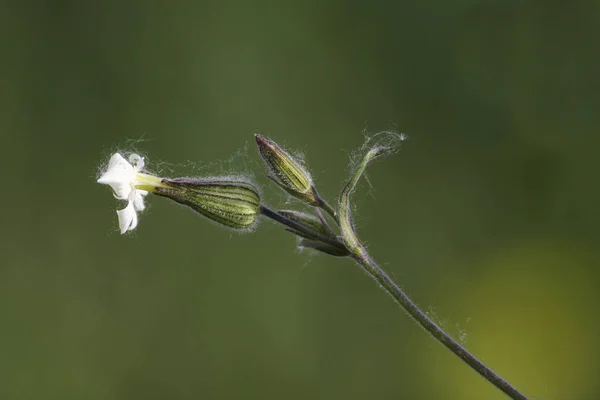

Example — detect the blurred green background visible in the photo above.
[2,1,599,399]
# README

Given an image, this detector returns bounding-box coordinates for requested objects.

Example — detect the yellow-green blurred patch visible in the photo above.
[424,239,599,400]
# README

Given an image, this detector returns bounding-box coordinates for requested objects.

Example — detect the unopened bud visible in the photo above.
[276,210,349,257]
[155,177,261,231]
[255,134,321,206]
[298,239,349,257]
[277,210,331,239]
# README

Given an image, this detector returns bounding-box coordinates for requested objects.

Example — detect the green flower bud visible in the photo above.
[277,209,331,239]
[155,177,261,231]
[297,239,349,257]
[255,134,321,206]
[275,210,349,256]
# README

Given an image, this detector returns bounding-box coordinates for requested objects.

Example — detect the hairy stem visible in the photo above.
[315,207,336,237]
[337,140,529,399]
[319,200,339,224]
[352,250,528,399]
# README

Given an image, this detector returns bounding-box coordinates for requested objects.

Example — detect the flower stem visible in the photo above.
[320,200,339,224]
[336,139,529,399]
[263,205,528,398]
[352,249,529,400]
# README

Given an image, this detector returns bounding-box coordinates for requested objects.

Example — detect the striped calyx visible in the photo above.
[156,177,261,231]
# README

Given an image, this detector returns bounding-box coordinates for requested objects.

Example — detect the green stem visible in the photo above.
[352,249,529,400]
[315,207,336,237]
[321,200,339,224]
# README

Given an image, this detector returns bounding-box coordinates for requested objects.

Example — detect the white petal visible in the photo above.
[129,153,145,172]
[97,153,135,199]
[116,201,138,234]
[132,190,148,211]
[104,153,133,174]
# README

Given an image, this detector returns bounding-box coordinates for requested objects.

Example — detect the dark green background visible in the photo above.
[2,1,599,399]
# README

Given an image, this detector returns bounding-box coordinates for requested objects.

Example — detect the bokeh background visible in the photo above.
[2,1,599,399]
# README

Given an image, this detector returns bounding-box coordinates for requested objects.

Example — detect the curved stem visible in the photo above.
[337,139,529,399]
[352,249,529,400]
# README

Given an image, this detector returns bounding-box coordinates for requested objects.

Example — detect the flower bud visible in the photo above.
[297,239,349,257]
[277,210,331,239]
[255,134,321,206]
[155,177,261,231]
[275,210,349,257]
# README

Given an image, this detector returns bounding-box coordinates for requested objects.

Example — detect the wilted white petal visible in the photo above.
[129,154,145,171]
[116,201,138,234]
[132,190,148,211]
[97,153,134,200]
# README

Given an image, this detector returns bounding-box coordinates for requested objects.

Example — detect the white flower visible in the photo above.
[97,153,149,234]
